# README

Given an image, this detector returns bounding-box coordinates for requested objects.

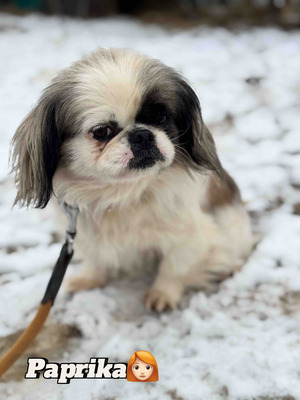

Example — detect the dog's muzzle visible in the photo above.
[128,129,165,170]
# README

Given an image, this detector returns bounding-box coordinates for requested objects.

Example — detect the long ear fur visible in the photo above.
[11,86,63,208]
[174,76,223,176]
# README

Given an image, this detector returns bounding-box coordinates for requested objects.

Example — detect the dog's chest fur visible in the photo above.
[73,167,211,270]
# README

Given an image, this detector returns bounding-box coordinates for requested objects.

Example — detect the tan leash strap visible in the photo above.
[0,302,51,376]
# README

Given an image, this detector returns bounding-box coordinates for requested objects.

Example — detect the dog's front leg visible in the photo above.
[65,265,110,293]
[144,245,200,312]
[64,244,110,293]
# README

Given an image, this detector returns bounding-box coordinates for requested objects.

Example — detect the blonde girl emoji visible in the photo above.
[127,351,159,382]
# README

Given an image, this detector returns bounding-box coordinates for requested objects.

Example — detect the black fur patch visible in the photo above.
[39,102,62,208]
[128,148,165,170]
[136,89,173,130]
[172,75,223,175]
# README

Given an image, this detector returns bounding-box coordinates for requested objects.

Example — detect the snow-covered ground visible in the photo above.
[0,12,300,400]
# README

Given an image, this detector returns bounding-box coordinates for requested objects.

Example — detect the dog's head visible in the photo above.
[11,48,222,208]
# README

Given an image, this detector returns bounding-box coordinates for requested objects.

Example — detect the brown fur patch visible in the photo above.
[206,170,241,211]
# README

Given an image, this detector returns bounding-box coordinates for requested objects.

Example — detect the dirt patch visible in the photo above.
[0,323,81,382]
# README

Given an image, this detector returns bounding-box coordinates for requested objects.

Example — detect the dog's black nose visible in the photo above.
[128,129,155,149]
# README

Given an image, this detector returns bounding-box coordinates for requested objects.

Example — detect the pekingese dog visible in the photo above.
[11,48,253,312]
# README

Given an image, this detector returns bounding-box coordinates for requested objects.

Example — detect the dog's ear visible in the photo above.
[174,76,223,176]
[11,85,64,208]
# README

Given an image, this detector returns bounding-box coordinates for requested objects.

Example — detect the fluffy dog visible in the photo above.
[11,48,253,312]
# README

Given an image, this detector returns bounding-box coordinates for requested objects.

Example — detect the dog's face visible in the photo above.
[11,48,222,208]
[61,52,177,184]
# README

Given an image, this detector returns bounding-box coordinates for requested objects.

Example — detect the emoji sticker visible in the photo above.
[127,350,159,382]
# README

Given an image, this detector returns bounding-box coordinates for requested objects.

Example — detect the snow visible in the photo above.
[0,12,300,400]
[235,108,281,140]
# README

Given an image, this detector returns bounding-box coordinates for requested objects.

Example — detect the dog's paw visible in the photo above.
[144,289,176,313]
[65,271,109,293]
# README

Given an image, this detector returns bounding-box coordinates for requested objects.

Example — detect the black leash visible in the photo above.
[42,202,79,305]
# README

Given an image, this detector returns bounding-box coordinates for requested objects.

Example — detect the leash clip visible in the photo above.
[59,201,79,254]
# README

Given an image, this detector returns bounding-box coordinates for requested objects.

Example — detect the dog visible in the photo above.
[11,48,253,312]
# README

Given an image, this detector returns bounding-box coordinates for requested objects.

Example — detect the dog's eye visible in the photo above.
[158,114,167,125]
[155,111,170,126]
[91,125,113,141]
